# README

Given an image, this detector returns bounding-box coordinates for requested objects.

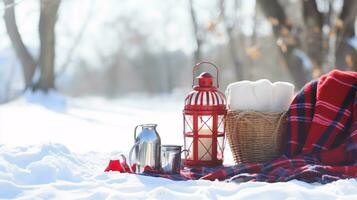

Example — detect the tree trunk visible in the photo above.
[34,0,61,91]
[189,0,202,64]
[226,29,243,80]
[335,0,357,71]
[258,0,309,89]
[302,0,324,76]
[219,0,243,80]
[3,0,37,88]
[248,4,258,80]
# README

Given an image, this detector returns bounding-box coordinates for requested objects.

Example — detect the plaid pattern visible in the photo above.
[107,70,357,183]
[200,70,357,183]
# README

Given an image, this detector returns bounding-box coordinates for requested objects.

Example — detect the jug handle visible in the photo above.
[134,125,142,141]
[180,149,189,169]
[128,141,139,173]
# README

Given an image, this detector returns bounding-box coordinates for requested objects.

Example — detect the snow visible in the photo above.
[0,91,357,199]
[0,90,187,153]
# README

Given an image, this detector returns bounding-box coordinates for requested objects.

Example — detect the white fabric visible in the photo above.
[252,79,273,112]
[226,80,295,112]
[271,81,295,112]
[226,81,257,111]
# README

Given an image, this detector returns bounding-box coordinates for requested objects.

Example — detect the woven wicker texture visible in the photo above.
[226,111,287,164]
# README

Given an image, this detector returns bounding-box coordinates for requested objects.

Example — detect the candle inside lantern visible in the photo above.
[188,128,212,161]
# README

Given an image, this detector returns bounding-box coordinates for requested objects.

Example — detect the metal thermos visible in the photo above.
[129,124,161,173]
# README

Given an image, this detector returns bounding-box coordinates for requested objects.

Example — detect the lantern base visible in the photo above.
[183,159,223,167]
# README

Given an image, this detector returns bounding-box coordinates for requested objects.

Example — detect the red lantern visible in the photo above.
[183,61,227,167]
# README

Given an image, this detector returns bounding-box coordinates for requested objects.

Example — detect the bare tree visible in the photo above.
[258,0,309,89]
[257,0,357,88]
[35,0,61,91]
[189,0,203,63]
[218,0,243,80]
[335,0,357,71]
[56,1,93,77]
[302,0,324,75]
[247,3,259,80]
[4,0,37,88]
[3,0,61,91]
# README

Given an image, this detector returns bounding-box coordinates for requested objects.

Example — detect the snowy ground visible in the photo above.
[0,91,357,199]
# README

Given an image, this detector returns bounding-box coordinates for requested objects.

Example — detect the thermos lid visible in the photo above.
[161,145,182,151]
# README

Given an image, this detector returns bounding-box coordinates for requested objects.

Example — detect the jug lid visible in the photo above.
[141,124,157,128]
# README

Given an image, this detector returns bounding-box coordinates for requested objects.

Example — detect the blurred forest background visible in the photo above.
[0,0,357,103]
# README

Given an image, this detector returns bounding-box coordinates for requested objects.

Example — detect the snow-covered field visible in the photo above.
[0,91,357,199]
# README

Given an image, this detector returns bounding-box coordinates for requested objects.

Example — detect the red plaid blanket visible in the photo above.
[199,70,357,183]
[107,70,357,183]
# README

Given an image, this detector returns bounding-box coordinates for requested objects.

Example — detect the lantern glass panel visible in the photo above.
[216,136,225,160]
[217,114,225,161]
[196,115,213,161]
[198,115,213,133]
[218,114,225,133]
[184,115,193,133]
[185,136,194,159]
[198,137,212,160]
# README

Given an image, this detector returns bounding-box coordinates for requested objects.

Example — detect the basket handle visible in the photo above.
[233,111,279,124]
[271,112,287,151]
[232,111,285,131]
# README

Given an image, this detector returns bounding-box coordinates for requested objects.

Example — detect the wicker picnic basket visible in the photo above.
[226,111,288,164]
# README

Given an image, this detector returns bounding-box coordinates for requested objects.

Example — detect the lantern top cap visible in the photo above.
[197,72,213,79]
[196,72,214,87]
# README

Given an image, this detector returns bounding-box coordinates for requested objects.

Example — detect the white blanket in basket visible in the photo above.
[225,79,295,112]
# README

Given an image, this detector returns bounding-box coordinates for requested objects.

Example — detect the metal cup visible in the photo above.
[161,145,184,174]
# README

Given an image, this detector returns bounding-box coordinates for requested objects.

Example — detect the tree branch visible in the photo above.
[56,1,93,77]
[3,0,36,88]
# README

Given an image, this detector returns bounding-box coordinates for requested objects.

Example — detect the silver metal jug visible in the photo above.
[129,124,161,173]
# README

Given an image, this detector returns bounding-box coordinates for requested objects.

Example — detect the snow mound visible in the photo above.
[0,180,23,199]
[0,144,82,185]
[0,143,356,199]
[23,90,67,112]
[1,93,357,199]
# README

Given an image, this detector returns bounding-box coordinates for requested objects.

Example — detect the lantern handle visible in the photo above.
[192,61,219,88]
